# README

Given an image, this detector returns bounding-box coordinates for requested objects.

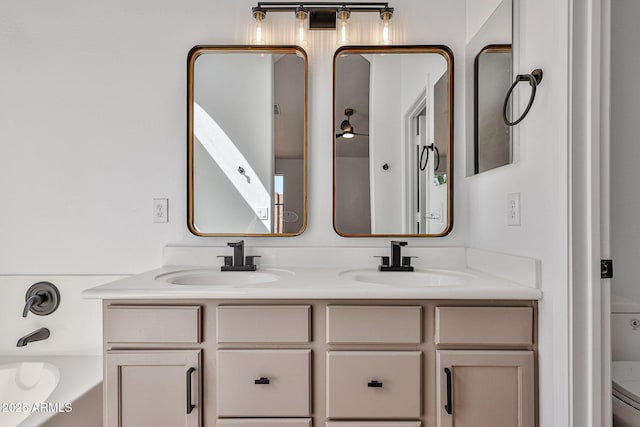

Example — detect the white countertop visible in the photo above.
[82,265,543,300]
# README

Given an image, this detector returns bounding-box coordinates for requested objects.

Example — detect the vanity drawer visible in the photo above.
[326,351,421,419]
[105,305,201,344]
[217,349,311,417]
[326,423,421,427]
[218,419,312,427]
[326,305,421,344]
[435,306,533,346]
[217,305,310,343]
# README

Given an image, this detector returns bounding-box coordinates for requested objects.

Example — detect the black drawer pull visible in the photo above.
[444,367,453,415]
[254,377,270,385]
[186,367,196,414]
[368,380,383,388]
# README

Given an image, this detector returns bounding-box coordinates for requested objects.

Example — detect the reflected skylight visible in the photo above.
[193,102,271,231]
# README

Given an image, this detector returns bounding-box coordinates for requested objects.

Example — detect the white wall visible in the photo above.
[611,0,640,303]
[0,0,469,275]
[369,55,404,233]
[466,0,506,43]
[466,0,571,425]
[0,276,121,356]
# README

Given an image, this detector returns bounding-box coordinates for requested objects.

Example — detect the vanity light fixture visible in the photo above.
[295,7,309,47]
[251,2,393,45]
[253,7,266,44]
[380,6,393,45]
[336,6,350,45]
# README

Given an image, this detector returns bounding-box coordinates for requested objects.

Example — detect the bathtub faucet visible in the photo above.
[16,328,50,347]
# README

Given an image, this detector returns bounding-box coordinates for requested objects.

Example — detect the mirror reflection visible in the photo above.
[333,47,453,237]
[188,47,307,236]
[466,0,514,175]
[474,45,513,174]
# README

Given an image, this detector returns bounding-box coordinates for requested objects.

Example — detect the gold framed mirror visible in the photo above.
[333,45,454,237]
[187,46,308,236]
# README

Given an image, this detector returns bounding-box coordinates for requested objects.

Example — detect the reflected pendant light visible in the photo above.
[336,108,369,140]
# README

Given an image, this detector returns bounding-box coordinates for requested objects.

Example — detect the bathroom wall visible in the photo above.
[466,0,571,425]
[0,0,468,275]
[0,276,123,356]
[611,0,640,304]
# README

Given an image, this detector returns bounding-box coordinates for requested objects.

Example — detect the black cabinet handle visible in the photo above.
[368,380,383,388]
[444,367,453,415]
[186,367,196,414]
[254,377,270,385]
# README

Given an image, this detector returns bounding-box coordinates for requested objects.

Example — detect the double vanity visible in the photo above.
[84,246,541,427]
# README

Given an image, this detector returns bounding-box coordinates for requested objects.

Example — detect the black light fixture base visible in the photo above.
[309,9,337,29]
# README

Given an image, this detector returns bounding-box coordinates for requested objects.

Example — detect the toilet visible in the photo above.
[612,296,640,427]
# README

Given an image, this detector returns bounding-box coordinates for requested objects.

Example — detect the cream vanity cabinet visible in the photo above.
[102,300,537,427]
[103,305,203,427]
[434,307,536,427]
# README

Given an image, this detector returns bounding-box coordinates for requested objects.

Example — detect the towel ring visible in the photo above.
[419,143,440,171]
[502,68,543,126]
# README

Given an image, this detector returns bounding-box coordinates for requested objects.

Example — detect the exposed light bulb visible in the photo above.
[253,9,266,45]
[342,132,355,139]
[336,7,350,46]
[380,8,393,45]
[295,8,308,48]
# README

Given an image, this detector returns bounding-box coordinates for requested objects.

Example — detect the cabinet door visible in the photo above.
[105,350,201,427]
[436,350,534,427]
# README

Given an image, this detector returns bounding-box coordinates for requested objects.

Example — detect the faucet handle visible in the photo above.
[227,240,244,247]
[374,256,390,267]
[402,256,418,268]
[245,255,261,267]
[217,255,233,267]
[23,282,60,318]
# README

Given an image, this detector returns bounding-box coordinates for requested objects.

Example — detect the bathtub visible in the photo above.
[0,356,102,427]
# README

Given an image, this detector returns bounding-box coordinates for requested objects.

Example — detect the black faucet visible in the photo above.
[378,241,414,272]
[17,328,50,347]
[219,240,260,271]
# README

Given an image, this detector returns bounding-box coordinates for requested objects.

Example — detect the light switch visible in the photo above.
[256,207,269,220]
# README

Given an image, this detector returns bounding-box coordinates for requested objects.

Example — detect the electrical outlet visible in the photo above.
[507,193,521,226]
[153,198,168,223]
[256,207,269,220]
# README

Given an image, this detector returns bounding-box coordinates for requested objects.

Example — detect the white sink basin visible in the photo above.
[339,269,473,287]
[155,268,294,287]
